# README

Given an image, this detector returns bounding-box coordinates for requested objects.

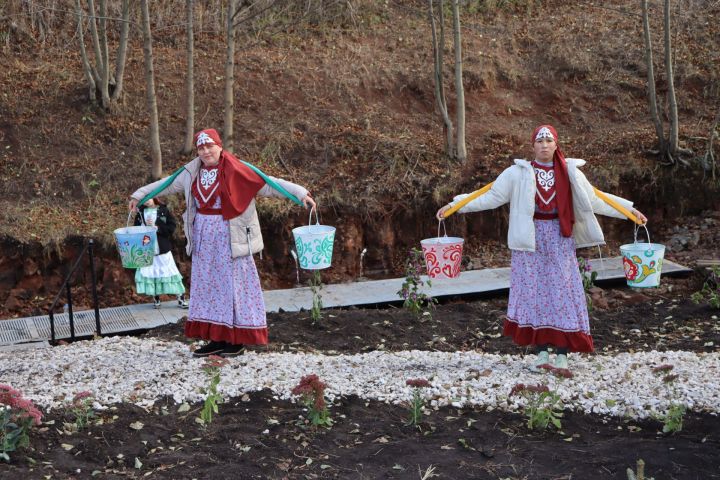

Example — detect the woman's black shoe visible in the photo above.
[192,341,226,357]
[221,344,245,357]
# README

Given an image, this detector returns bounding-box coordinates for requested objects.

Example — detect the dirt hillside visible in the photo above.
[0,0,718,318]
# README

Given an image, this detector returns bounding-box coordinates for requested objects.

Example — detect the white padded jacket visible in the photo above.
[449,158,633,252]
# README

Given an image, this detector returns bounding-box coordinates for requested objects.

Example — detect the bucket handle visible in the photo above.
[127,210,136,228]
[127,208,149,228]
[633,223,651,245]
[307,206,322,232]
[436,219,448,242]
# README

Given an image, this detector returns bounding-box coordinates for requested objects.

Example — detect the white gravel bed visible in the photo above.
[1,336,718,419]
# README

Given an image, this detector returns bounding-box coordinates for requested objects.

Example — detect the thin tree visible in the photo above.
[640,0,690,164]
[111,0,130,102]
[663,0,679,156]
[451,0,466,162]
[140,0,162,179]
[75,0,130,109]
[182,0,196,154]
[428,0,454,158]
[76,0,97,102]
[223,0,238,152]
[705,112,719,180]
[640,0,665,155]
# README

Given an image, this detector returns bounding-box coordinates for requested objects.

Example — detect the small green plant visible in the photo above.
[651,364,686,433]
[577,256,598,311]
[397,248,437,318]
[309,270,323,324]
[405,378,431,427]
[68,391,95,431]
[198,355,229,426]
[0,384,43,462]
[291,374,332,428]
[661,403,687,434]
[691,266,720,309]
[509,383,563,431]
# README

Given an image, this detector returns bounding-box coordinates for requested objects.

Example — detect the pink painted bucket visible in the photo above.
[420,221,464,279]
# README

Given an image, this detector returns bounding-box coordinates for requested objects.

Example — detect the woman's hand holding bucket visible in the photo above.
[436,205,451,220]
[631,208,648,224]
[302,194,316,210]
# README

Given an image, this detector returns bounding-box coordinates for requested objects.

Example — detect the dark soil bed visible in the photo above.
[5,389,720,480]
[146,277,720,357]
[5,276,720,479]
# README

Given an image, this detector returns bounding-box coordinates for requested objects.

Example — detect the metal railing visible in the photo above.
[47,238,101,344]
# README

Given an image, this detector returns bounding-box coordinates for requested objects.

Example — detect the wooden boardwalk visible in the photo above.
[0,256,691,348]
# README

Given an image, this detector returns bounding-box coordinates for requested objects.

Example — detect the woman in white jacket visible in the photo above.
[437,125,646,371]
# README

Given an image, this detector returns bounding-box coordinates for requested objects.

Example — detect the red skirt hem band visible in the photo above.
[503,318,594,353]
[185,320,268,346]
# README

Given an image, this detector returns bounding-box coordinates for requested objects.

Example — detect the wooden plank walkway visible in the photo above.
[0,256,691,348]
[263,256,691,312]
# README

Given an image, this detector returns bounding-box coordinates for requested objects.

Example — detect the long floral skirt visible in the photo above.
[503,219,593,353]
[184,212,268,345]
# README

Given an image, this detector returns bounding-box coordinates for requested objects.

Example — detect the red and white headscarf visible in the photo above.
[194,128,223,148]
[531,125,575,237]
[192,128,266,219]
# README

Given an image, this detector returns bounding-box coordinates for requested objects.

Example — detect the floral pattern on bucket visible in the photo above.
[114,212,158,269]
[420,220,464,279]
[292,207,335,270]
[620,225,665,288]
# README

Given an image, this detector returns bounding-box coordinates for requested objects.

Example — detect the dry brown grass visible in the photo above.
[0,0,717,250]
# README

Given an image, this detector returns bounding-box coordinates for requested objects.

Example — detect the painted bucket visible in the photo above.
[292,208,336,270]
[421,221,464,279]
[619,225,665,288]
[113,212,157,269]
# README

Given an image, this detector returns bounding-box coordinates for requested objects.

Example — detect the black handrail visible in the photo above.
[48,239,101,344]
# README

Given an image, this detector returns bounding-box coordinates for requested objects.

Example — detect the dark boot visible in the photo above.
[221,343,245,358]
[192,341,226,358]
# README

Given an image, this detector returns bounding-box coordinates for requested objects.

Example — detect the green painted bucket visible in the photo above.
[114,213,157,269]
[292,208,335,270]
[619,225,665,288]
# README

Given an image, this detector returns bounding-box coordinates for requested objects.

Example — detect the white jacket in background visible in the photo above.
[450,158,633,252]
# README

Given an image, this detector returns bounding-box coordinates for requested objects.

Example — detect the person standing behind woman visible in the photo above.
[129,128,315,358]
[437,125,647,371]
[133,198,189,309]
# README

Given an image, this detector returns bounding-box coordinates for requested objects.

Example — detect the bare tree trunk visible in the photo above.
[428,0,454,158]
[451,0,466,162]
[86,0,104,88]
[663,0,679,156]
[111,0,130,102]
[97,0,111,107]
[224,0,238,152]
[140,0,162,179]
[182,0,196,154]
[641,0,665,155]
[76,0,97,102]
[704,109,719,180]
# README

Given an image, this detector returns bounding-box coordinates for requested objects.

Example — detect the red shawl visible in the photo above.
[532,125,574,237]
[218,150,266,220]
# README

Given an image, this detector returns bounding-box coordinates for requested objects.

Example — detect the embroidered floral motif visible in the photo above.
[535,126,555,141]
[535,167,555,192]
[196,132,214,146]
[200,168,218,188]
[196,168,220,204]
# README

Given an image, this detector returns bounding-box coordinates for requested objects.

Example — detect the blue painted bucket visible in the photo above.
[114,213,157,269]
